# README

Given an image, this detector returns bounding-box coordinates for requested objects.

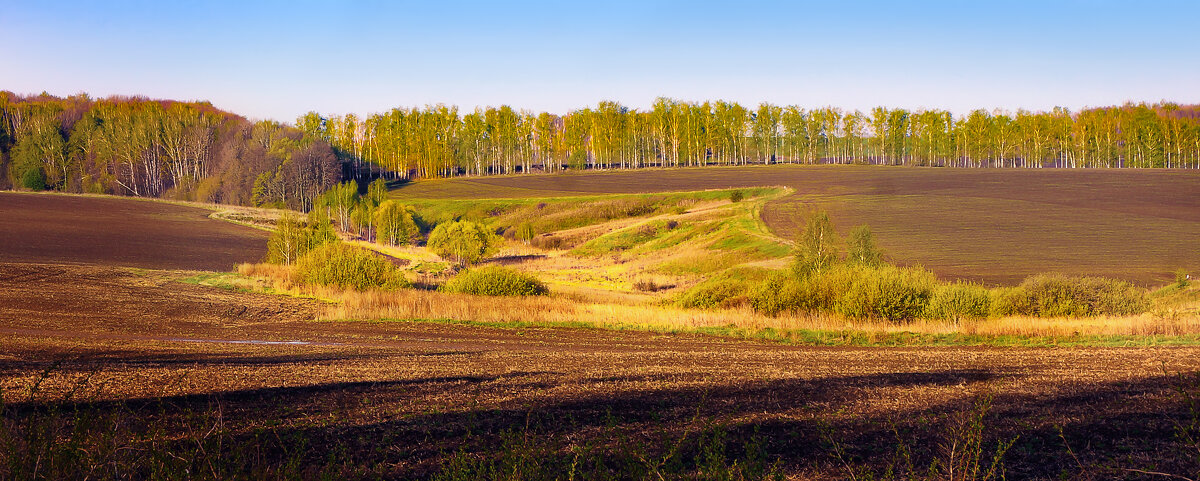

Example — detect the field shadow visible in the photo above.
[482,254,547,265]
[5,365,1196,478]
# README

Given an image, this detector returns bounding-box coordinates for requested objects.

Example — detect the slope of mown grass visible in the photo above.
[400,187,774,239]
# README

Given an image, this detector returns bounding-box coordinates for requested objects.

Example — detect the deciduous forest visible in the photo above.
[4,91,1198,209]
[301,99,1200,177]
[0,92,340,210]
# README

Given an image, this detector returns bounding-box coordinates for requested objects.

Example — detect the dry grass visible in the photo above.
[319,285,1200,340]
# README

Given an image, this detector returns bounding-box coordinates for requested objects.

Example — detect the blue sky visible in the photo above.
[3,0,1197,122]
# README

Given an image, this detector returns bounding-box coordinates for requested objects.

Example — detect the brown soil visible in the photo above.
[2,262,1199,478]
[0,192,268,271]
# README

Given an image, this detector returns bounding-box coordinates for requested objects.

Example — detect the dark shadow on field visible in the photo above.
[0,349,478,374]
[481,254,547,265]
[5,367,1196,479]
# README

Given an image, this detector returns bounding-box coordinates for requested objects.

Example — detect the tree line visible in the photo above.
[301,99,1200,177]
[5,91,1197,210]
[0,92,341,210]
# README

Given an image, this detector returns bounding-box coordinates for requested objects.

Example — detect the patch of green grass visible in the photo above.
[405,188,774,236]
[177,272,251,292]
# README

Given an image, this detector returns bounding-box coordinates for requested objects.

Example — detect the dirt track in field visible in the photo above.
[392,165,1200,285]
[0,192,268,271]
[2,261,1199,477]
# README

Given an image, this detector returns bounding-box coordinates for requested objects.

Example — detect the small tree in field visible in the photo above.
[515,223,536,244]
[364,178,389,208]
[375,200,419,246]
[793,211,840,275]
[315,181,359,232]
[266,211,334,265]
[847,225,882,266]
[428,220,501,267]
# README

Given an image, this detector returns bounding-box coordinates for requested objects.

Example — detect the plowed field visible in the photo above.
[392,166,1200,284]
[0,192,268,271]
[1,261,1199,478]
[3,191,1199,478]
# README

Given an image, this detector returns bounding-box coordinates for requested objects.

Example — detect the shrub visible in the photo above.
[531,235,564,250]
[374,200,419,246]
[1177,269,1191,289]
[293,242,409,290]
[19,166,45,190]
[835,265,936,322]
[729,190,745,203]
[441,266,548,297]
[428,220,502,266]
[749,264,936,322]
[990,287,1034,317]
[992,274,1149,317]
[749,272,827,315]
[678,279,748,309]
[633,278,673,292]
[926,282,992,323]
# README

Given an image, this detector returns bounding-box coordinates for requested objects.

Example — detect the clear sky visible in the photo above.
[3,0,1197,122]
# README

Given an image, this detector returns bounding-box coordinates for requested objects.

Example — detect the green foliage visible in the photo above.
[364,178,389,208]
[374,200,420,246]
[991,274,1149,317]
[18,166,45,190]
[729,189,745,203]
[677,280,747,309]
[751,264,936,322]
[676,268,770,309]
[441,266,548,297]
[315,181,360,231]
[927,282,992,323]
[835,264,937,322]
[846,225,882,266]
[793,211,840,275]
[265,211,335,265]
[989,287,1035,318]
[9,118,65,190]
[293,242,409,290]
[515,222,536,244]
[428,220,502,267]
[1177,269,1192,288]
[350,202,373,238]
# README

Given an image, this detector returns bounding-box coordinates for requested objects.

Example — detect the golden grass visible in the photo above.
[237,260,1200,339]
[318,286,1200,338]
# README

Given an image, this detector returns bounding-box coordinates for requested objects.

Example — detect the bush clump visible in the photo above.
[836,265,937,321]
[678,279,749,309]
[749,264,936,322]
[374,200,420,246]
[926,282,992,323]
[990,274,1148,317]
[441,266,549,297]
[293,242,410,290]
[428,220,502,266]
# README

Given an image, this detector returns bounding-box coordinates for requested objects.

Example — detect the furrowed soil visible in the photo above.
[0,192,268,271]
[3,191,1200,478]
[2,261,1200,478]
[392,165,1200,285]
